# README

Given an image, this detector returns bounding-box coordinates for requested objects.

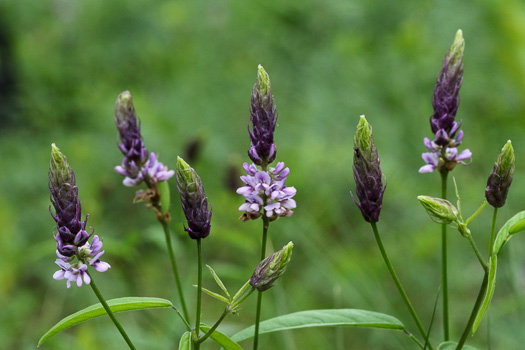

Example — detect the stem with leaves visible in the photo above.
[87,271,136,350]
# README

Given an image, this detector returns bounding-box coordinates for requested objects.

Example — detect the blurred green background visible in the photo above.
[1,0,525,349]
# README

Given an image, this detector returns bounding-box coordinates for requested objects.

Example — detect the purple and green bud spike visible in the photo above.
[175,157,212,239]
[351,116,386,223]
[49,144,110,288]
[417,195,459,225]
[248,65,277,167]
[420,30,471,174]
[485,140,515,208]
[114,91,174,188]
[114,91,149,182]
[250,242,293,292]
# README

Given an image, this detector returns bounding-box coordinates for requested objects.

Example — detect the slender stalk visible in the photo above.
[161,219,189,321]
[466,234,488,271]
[196,308,229,344]
[87,271,136,350]
[253,215,270,350]
[172,306,192,331]
[370,222,433,350]
[488,208,498,256]
[440,169,450,341]
[455,272,489,350]
[194,238,203,350]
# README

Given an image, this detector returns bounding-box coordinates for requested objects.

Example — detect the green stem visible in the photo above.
[161,219,190,321]
[370,222,433,350]
[194,238,203,350]
[253,215,270,350]
[489,208,498,256]
[455,272,489,350]
[196,308,229,344]
[172,306,192,331]
[466,234,488,271]
[87,272,136,350]
[440,169,449,341]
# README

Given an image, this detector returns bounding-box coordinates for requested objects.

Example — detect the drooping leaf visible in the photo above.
[438,341,480,350]
[179,331,192,350]
[472,256,497,333]
[38,297,172,346]
[493,210,525,255]
[200,324,243,350]
[231,309,404,342]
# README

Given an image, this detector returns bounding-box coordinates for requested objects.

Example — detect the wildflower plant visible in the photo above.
[39,33,525,350]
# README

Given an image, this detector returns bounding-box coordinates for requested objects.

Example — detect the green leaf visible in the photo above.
[158,180,171,214]
[179,331,192,350]
[38,297,172,346]
[207,264,230,299]
[201,287,230,304]
[438,341,480,350]
[472,256,497,333]
[509,217,525,235]
[231,309,404,342]
[493,210,525,255]
[200,324,243,350]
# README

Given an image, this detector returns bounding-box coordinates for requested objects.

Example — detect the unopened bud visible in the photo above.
[485,140,515,208]
[250,242,293,292]
[417,195,459,225]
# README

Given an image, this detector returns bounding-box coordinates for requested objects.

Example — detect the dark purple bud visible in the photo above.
[351,116,386,223]
[248,65,278,166]
[114,91,149,180]
[486,141,515,208]
[175,157,212,239]
[430,30,465,143]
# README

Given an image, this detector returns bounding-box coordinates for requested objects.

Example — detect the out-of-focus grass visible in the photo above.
[1,0,525,349]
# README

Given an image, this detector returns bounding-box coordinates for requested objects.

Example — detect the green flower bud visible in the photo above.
[250,242,293,292]
[256,64,272,109]
[446,29,465,71]
[50,143,73,185]
[417,195,459,225]
[485,140,515,208]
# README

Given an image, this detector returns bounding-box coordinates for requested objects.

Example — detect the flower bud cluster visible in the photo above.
[250,242,293,292]
[420,30,471,173]
[237,162,296,222]
[49,144,110,288]
[485,140,515,208]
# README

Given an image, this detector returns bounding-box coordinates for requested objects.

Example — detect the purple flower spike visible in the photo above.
[114,91,149,182]
[420,30,471,174]
[248,65,278,166]
[49,144,110,288]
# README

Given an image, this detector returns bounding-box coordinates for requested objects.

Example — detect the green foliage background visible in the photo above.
[1,0,525,349]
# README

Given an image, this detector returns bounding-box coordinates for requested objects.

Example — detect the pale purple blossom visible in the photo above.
[237,162,296,222]
[119,152,174,187]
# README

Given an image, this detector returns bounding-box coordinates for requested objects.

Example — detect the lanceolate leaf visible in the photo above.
[38,297,172,346]
[178,331,192,350]
[493,210,525,255]
[200,324,243,350]
[231,309,404,342]
[472,256,497,333]
[438,341,480,350]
